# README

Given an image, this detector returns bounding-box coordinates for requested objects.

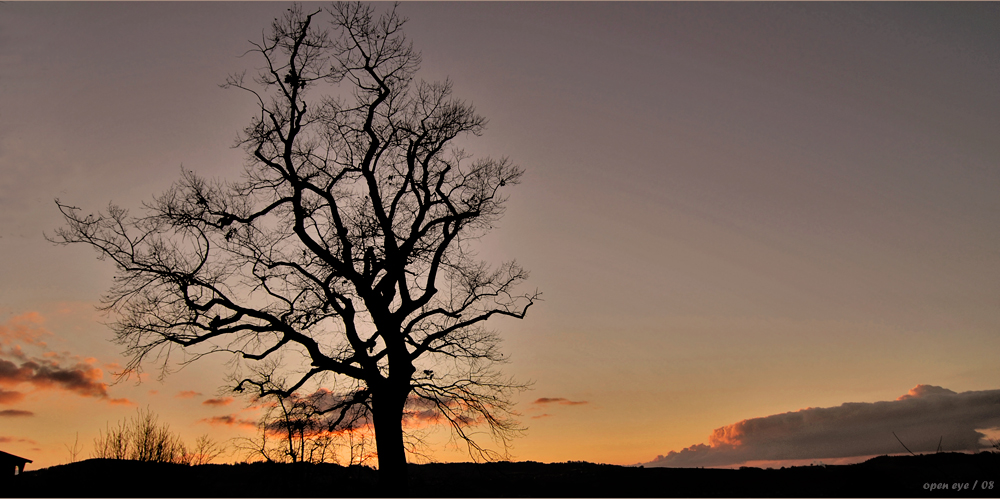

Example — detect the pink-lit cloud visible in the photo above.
[176,390,202,399]
[896,384,953,401]
[533,397,588,406]
[203,397,233,407]
[646,385,1000,468]
[0,312,51,349]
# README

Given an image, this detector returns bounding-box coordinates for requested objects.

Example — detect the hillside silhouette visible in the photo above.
[8,452,999,497]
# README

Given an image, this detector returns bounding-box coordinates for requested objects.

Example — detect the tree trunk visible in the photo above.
[373,387,409,496]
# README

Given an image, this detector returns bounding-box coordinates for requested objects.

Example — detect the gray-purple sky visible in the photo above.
[1,2,999,468]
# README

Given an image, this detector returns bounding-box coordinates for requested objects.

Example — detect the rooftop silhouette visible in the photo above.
[0,449,32,477]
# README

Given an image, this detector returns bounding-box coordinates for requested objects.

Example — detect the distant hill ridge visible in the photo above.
[9,452,999,497]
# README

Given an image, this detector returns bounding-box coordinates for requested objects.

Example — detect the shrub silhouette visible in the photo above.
[92,407,222,465]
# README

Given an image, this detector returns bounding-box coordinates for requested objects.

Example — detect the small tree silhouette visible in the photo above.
[64,432,82,464]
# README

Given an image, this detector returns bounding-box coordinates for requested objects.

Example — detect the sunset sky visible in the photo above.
[1,2,999,471]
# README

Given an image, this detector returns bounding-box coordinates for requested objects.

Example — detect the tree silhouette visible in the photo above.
[53,2,537,491]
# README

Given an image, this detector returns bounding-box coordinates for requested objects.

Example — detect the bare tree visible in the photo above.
[235,361,371,465]
[236,385,372,465]
[189,434,225,465]
[53,2,537,490]
[64,432,83,464]
[235,420,279,464]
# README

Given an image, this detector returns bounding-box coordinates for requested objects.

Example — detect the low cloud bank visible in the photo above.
[647,385,1000,468]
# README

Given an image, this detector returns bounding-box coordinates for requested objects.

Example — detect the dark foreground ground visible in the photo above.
[7,452,999,497]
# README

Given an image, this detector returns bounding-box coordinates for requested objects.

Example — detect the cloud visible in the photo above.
[200,414,257,429]
[0,409,33,417]
[531,413,551,420]
[202,397,233,406]
[0,311,129,406]
[0,358,109,398]
[0,388,26,404]
[0,312,51,348]
[0,436,38,445]
[400,396,491,430]
[176,390,202,399]
[533,397,588,406]
[897,384,955,400]
[646,385,1000,468]
[402,397,443,426]
[108,398,135,406]
[3,345,27,360]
